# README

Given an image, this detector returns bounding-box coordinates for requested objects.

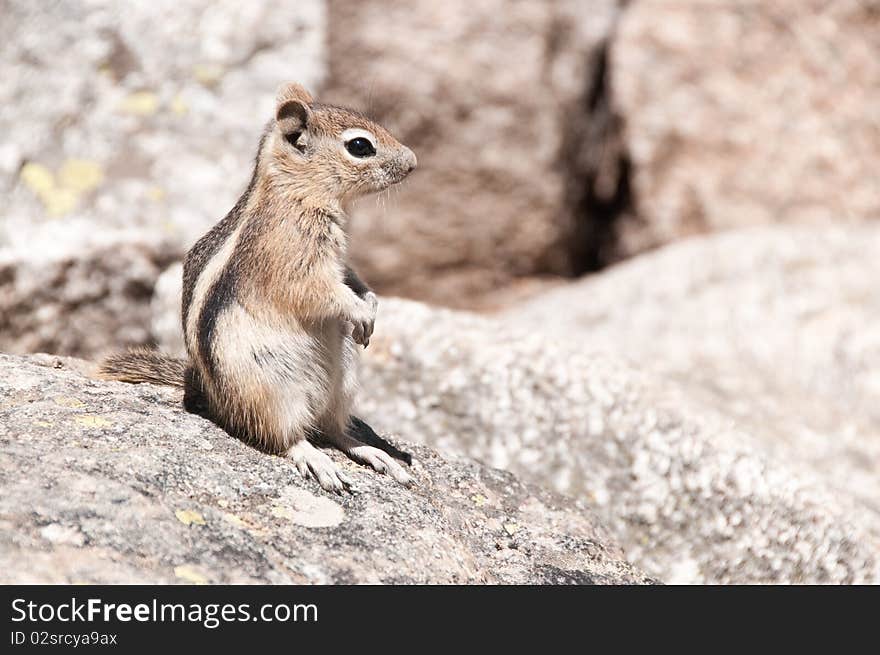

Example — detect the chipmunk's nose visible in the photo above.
[402,147,417,174]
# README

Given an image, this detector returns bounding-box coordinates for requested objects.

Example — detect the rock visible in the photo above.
[150,262,186,357]
[505,224,880,509]
[607,0,880,257]
[0,231,178,358]
[352,294,880,584]
[322,0,620,308]
[0,1,325,358]
[148,227,880,583]
[0,353,650,584]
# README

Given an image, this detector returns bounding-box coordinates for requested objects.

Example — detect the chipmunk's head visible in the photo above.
[265,82,417,203]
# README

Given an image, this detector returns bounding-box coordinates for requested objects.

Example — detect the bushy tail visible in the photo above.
[98,348,189,387]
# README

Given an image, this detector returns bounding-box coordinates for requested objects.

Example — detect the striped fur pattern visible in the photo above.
[104,82,416,492]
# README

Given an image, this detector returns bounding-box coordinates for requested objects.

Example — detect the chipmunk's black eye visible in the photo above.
[345,137,376,158]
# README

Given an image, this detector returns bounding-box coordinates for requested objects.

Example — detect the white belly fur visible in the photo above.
[209,301,349,451]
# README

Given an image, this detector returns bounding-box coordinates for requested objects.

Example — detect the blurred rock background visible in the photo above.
[1,0,879,583]
[3,0,879,351]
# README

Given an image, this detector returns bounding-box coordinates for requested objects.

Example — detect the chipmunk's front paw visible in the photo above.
[350,292,378,348]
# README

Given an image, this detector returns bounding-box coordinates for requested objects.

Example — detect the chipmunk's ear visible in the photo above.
[275,83,313,138]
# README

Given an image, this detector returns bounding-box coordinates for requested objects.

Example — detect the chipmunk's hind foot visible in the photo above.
[322,429,415,487]
[287,439,355,494]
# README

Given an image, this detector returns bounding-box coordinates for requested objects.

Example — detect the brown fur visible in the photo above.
[98,349,188,387]
[100,82,417,492]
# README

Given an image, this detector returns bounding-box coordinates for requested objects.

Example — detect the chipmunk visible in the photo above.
[100,82,416,492]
